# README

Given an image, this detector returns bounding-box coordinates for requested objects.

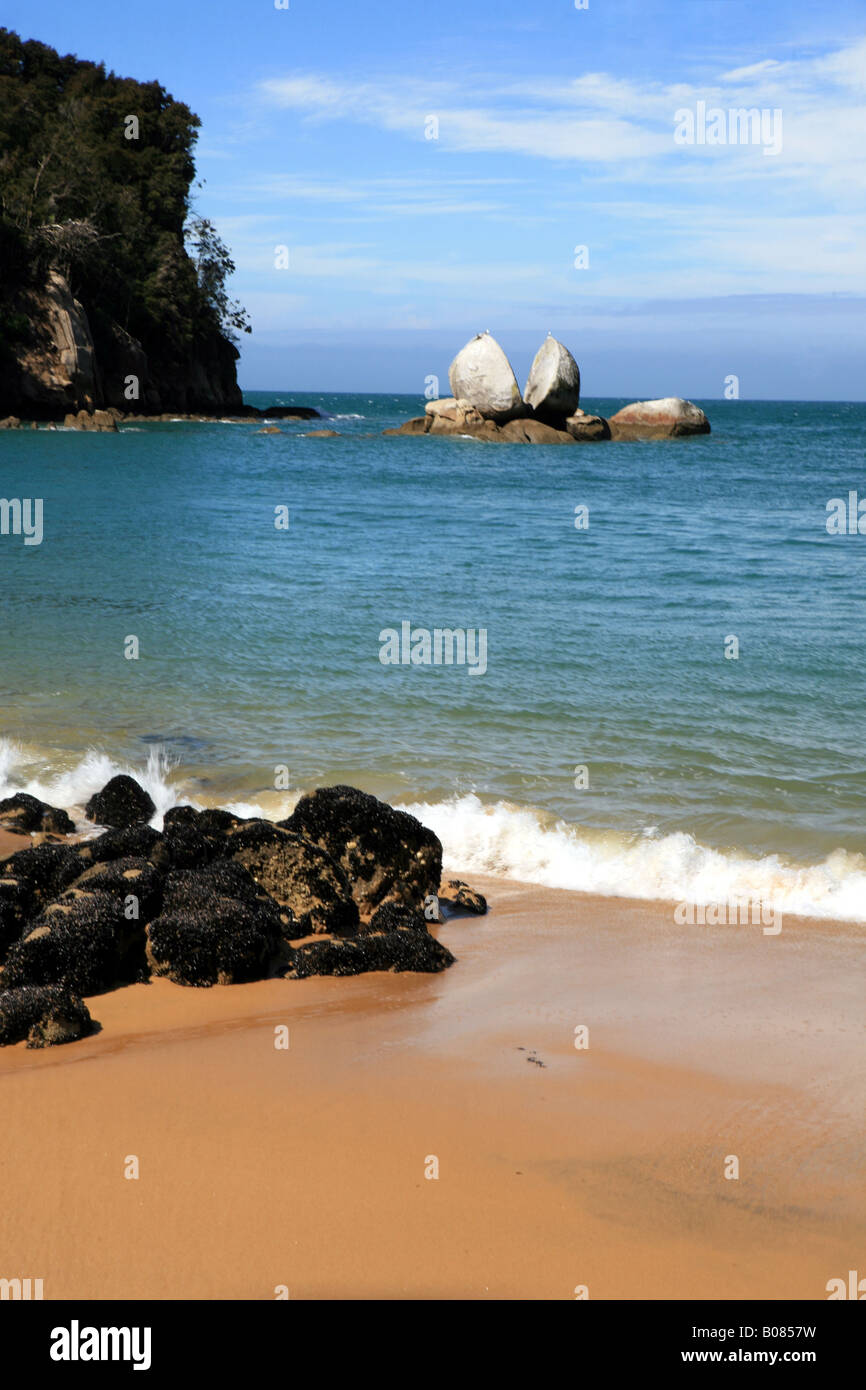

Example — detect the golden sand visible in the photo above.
[0,872,863,1299]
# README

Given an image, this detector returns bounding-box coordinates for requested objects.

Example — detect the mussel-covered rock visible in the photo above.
[85,774,156,828]
[0,984,95,1048]
[224,821,359,936]
[282,785,442,920]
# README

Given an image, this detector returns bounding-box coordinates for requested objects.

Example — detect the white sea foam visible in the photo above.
[398,793,866,923]
[0,740,189,831]
[2,740,863,922]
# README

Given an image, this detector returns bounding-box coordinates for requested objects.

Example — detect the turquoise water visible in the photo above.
[2,392,866,917]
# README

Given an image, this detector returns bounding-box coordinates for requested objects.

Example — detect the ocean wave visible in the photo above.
[398,793,866,923]
[2,740,863,921]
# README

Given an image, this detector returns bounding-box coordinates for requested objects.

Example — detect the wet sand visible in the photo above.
[1,873,863,1299]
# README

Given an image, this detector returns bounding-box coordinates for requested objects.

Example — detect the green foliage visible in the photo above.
[0,26,247,363]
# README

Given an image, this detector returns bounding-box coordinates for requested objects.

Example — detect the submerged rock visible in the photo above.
[0,984,94,1048]
[0,792,75,836]
[524,335,581,422]
[607,397,710,440]
[224,822,359,936]
[85,774,156,828]
[282,785,442,920]
[448,333,525,423]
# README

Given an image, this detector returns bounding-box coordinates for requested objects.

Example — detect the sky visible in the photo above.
[5,0,866,398]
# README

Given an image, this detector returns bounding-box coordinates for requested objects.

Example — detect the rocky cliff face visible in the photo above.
[4,271,241,420]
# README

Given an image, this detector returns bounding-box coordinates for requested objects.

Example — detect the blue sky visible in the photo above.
[6,0,866,398]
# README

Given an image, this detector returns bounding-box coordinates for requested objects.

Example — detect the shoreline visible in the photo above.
[1,870,863,1298]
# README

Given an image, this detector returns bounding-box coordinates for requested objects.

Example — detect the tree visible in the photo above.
[184,215,251,343]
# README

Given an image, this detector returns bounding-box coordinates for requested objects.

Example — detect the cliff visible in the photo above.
[0,29,245,419]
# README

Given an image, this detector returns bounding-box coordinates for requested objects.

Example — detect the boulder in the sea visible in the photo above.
[524,335,581,422]
[0,793,75,836]
[85,775,156,829]
[448,333,525,423]
[383,416,431,436]
[224,821,359,937]
[424,397,485,433]
[499,418,574,445]
[0,984,94,1048]
[565,413,611,442]
[607,398,710,440]
[255,426,282,434]
[282,785,442,920]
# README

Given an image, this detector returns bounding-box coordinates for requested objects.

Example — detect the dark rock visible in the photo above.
[160,861,298,939]
[0,875,31,961]
[287,928,454,978]
[225,821,359,936]
[70,857,163,923]
[85,775,155,828]
[0,984,94,1048]
[3,891,147,994]
[150,823,216,872]
[282,785,442,920]
[146,898,283,987]
[77,823,162,865]
[0,792,75,835]
[446,879,488,914]
[4,842,82,908]
[365,901,428,934]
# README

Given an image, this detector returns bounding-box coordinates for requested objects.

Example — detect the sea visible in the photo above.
[2,392,866,921]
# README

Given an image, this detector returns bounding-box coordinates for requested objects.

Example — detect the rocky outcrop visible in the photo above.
[84,775,156,829]
[500,418,574,445]
[448,333,525,423]
[524,334,581,422]
[223,822,359,937]
[0,779,468,1043]
[62,408,120,431]
[565,413,611,441]
[607,397,710,439]
[14,271,98,416]
[282,785,443,920]
[1,269,244,420]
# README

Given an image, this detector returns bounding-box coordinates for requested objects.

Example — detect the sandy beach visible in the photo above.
[1,870,862,1300]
